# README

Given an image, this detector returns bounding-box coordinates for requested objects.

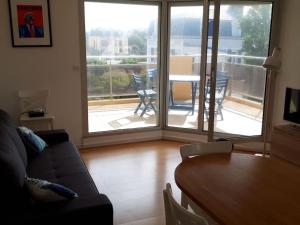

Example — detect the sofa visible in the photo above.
[0,109,113,224]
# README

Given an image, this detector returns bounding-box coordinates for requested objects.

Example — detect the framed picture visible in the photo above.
[8,0,52,47]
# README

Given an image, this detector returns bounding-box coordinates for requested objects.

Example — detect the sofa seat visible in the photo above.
[22,142,113,224]
[27,142,91,185]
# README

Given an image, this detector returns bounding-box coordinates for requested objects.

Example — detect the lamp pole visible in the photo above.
[263,70,274,156]
[262,47,281,156]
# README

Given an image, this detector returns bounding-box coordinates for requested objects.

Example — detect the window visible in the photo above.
[84,2,160,133]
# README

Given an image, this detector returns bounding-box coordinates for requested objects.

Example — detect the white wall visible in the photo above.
[0,0,83,146]
[273,0,300,125]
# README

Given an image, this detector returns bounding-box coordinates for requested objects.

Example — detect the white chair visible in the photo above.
[18,89,50,114]
[163,183,209,225]
[18,89,54,130]
[180,141,233,161]
[179,141,233,225]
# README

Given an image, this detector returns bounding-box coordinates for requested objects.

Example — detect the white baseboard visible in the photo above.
[81,130,162,148]
[80,129,267,153]
[162,130,207,143]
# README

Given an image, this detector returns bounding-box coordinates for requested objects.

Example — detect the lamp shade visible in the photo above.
[263,47,281,70]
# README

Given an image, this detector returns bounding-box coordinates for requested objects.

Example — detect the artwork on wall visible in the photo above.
[8,0,52,47]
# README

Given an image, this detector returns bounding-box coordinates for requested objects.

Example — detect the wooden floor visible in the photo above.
[80,140,184,225]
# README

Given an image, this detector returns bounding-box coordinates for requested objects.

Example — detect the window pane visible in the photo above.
[85,2,159,133]
[167,5,203,129]
[203,3,273,136]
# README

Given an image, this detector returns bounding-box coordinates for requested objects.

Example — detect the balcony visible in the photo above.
[87,54,266,136]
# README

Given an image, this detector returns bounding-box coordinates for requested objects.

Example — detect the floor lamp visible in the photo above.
[262,47,281,156]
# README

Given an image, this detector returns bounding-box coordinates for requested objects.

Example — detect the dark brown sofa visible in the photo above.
[0,109,113,224]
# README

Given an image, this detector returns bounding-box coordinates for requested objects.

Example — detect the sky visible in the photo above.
[84,2,159,31]
[84,2,237,32]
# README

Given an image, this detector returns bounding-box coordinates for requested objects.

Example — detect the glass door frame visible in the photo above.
[164,0,280,143]
[81,0,163,137]
[207,0,280,142]
[164,0,210,133]
[80,0,280,143]
[207,0,221,141]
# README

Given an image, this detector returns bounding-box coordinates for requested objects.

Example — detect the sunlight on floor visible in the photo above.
[88,100,263,136]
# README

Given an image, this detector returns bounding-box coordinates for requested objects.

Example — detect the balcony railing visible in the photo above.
[86,54,266,104]
[87,55,155,99]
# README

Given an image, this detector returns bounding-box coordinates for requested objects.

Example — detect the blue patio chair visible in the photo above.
[147,68,157,89]
[132,74,157,117]
[147,68,157,79]
[204,72,229,120]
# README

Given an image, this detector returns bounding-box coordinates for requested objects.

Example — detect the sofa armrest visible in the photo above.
[35,129,69,146]
[54,194,114,224]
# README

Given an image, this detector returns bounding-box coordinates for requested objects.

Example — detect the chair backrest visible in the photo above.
[18,89,49,114]
[180,141,232,161]
[147,68,157,78]
[163,183,209,225]
[132,74,146,92]
[205,72,229,99]
[215,75,229,98]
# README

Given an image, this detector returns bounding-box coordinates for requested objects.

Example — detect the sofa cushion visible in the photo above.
[27,142,99,197]
[0,110,27,167]
[35,129,69,146]
[25,177,78,202]
[18,126,48,155]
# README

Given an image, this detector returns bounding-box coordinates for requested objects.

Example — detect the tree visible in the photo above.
[128,30,147,55]
[239,5,272,65]
[226,5,243,20]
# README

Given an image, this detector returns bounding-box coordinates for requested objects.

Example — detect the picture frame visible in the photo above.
[8,0,52,47]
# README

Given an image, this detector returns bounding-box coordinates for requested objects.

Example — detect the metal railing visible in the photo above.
[86,54,267,103]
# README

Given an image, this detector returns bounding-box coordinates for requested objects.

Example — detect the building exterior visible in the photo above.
[86,30,129,56]
[147,17,243,63]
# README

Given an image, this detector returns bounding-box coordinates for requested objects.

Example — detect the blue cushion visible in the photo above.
[18,127,47,153]
[25,177,78,202]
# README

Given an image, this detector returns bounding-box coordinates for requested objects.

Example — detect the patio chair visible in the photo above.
[204,72,229,120]
[147,68,157,89]
[147,68,157,81]
[132,74,157,117]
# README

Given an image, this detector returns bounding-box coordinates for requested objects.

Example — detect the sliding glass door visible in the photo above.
[205,1,274,140]
[84,2,160,133]
[166,2,205,129]
[83,0,276,140]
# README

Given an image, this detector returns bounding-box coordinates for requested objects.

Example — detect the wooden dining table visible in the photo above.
[175,153,300,225]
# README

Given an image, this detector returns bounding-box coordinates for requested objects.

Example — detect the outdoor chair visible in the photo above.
[204,72,229,120]
[147,68,157,81]
[147,68,157,89]
[132,74,157,117]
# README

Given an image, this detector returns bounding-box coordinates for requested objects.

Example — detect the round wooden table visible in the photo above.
[175,153,300,225]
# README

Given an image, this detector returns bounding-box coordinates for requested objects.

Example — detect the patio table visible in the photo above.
[169,74,201,114]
